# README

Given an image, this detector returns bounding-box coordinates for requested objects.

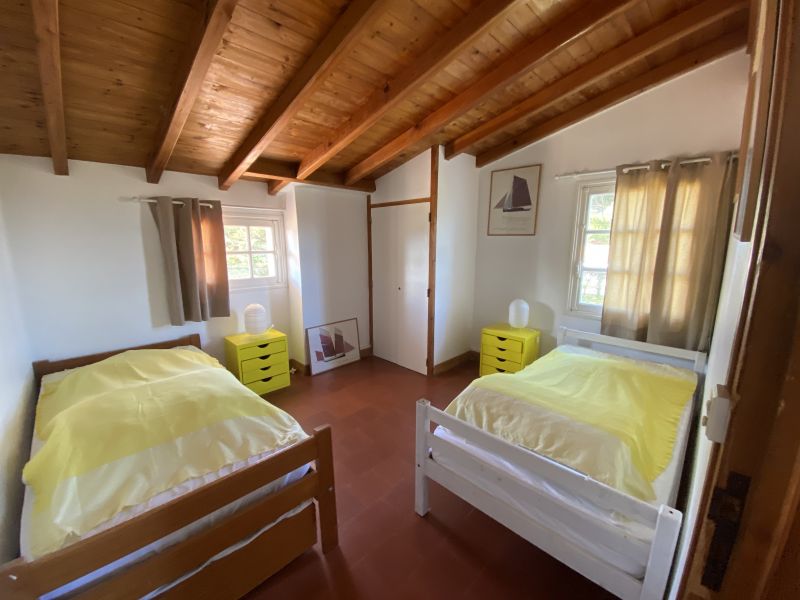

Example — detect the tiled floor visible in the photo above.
[247,357,613,600]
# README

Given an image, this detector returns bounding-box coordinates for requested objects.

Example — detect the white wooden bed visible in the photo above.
[414,328,706,600]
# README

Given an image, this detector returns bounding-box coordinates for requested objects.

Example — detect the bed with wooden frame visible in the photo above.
[415,328,706,600]
[0,334,338,600]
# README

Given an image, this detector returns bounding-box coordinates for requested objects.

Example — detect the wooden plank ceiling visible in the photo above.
[0,0,748,193]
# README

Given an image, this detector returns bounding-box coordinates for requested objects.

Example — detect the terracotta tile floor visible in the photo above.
[247,357,613,600]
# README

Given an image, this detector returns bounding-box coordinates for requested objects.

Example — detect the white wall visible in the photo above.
[0,192,35,562]
[472,51,750,353]
[0,156,290,362]
[371,149,431,203]
[293,186,370,353]
[435,146,479,364]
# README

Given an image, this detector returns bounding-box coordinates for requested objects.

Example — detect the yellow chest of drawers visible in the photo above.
[225,329,290,396]
[480,323,540,376]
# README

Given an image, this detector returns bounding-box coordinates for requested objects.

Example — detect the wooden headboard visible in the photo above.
[31,334,202,388]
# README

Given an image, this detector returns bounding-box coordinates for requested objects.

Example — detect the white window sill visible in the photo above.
[230,282,288,293]
[567,308,602,320]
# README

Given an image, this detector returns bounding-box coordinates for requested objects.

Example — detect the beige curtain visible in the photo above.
[601,153,736,351]
[150,197,230,326]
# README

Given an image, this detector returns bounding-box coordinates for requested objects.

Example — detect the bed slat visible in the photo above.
[76,473,319,599]
[159,504,317,600]
[425,402,659,525]
[428,436,652,562]
[424,459,644,600]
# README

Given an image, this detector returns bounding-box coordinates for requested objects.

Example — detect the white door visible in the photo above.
[371,203,429,374]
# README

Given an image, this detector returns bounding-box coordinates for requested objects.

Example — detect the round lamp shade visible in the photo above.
[244,303,269,334]
[508,299,530,329]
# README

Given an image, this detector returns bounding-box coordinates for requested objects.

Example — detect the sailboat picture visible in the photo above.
[316,326,354,362]
[307,317,361,374]
[488,164,541,235]
[494,175,533,212]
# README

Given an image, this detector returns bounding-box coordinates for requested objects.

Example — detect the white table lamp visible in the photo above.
[508,299,530,329]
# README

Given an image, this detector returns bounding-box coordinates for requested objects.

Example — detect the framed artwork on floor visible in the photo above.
[488,164,541,236]
[306,318,361,375]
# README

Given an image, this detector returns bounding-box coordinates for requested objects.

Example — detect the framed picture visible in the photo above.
[306,318,361,375]
[488,164,541,236]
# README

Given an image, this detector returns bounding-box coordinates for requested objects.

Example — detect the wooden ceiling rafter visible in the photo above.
[216,0,386,192]
[446,0,749,159]
[1,0,752,187]
[30,0,68,176]
[271,0,522,195]
[342,0,640,185]
[241,157,376,193]
[145,0,240,184]
[475,29,748,167]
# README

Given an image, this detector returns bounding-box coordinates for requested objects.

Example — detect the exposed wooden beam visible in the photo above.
[289,0,520,189]
[31,0,68,175]
[343,0,637,185]
[217,0,385,191]
[146,0,239,184]
[475,30,747,167]
[447,0,748,159]
[241,158,375,194]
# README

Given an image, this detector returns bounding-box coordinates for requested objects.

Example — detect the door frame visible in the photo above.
[366,146,439,376]
[681,0,800,596]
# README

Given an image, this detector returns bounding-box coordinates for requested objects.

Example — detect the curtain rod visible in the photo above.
[554,153,737,180]
[120,196,215,208]
[119,196,274,211]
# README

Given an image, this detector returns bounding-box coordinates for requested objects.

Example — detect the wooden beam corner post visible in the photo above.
[426,146,439,377]
[146,0,239,184]
[313,425,338,552]
[31,0,68,176]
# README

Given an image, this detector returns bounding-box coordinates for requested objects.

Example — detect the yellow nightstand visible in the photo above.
[480,323,540,376]
[225,329,291,396]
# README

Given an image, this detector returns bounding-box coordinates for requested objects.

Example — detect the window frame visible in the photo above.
[222,206,287,291]
[568,179,616,318]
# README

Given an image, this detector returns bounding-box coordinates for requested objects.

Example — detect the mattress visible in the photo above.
[20,359,311,598]
[431,358,694,580]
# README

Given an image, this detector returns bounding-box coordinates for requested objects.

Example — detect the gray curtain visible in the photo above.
[601,153,736,351]
[150,197,230,325]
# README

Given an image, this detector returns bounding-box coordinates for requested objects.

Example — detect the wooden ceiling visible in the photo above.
[0,0,748,194]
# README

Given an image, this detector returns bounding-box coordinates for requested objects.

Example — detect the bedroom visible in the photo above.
[0,0,798,598]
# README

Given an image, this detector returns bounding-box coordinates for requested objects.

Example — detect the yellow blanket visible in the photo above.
[23,348,306,559]
[445,346,696,501]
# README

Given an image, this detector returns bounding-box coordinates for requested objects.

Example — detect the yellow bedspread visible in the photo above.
[445,346,696,501]
[23,347,306,559]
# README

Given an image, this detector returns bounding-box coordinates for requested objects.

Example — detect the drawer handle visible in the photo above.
[257,343,270,348]
[496,336,507,341]
[497,368,506,373]
[260,366,272,372]
[261,376,273,383]
[497,358,506,363]
[496,348,506,353]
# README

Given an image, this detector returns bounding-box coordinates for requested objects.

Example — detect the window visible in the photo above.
[222,208,286,289]
[569,181,616,316]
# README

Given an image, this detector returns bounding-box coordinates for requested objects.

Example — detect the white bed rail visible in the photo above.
[415,399,682,600]
[558,327,707,373]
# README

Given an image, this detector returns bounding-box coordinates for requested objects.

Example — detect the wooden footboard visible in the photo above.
[0,426,338,600]
[415,400,681,600]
